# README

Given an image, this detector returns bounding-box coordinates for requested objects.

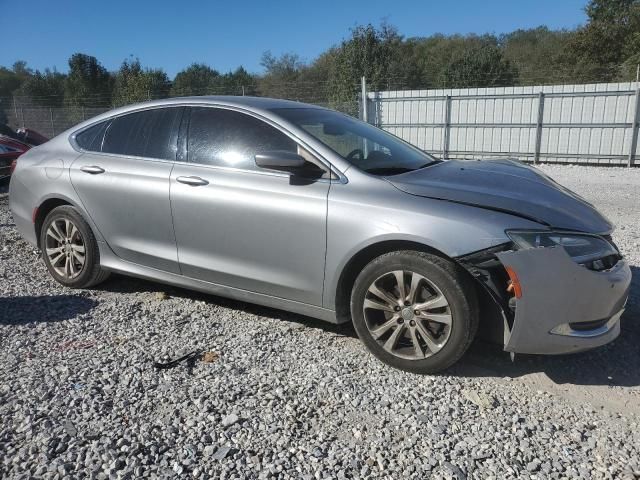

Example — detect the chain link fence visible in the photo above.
[3,78,640,167]
[0,81,361,139]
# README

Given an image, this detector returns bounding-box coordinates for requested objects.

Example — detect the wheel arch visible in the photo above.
[333,240,452,323]
[34,195,95,249]
[333,240,503,342]
[35,198,74,248]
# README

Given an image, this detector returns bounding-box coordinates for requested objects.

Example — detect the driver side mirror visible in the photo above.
[255,151,325,177]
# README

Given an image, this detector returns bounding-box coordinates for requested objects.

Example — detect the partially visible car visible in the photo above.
[0,127,48,179]
[0,136,30,179]
[15,127,49,146]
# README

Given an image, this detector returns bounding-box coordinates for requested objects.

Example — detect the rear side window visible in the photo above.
[101,107,182,161]
[75,121,109,152]
[187,107,297,170]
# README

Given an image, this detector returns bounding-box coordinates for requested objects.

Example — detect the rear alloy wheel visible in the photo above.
[351,251,478,374]
[40,206,110,288]
[45,217,86,280]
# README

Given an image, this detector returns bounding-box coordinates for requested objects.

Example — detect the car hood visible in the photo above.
[385,159,613,234]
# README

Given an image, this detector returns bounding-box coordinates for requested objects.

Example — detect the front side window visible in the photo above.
[101,107,182,161]
[187,107,297,170]
[273,107,438,175]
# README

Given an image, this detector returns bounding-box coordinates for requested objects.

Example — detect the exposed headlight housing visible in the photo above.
[506,230,621,271]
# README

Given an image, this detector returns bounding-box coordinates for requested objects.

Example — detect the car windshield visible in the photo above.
[273,108,439,175]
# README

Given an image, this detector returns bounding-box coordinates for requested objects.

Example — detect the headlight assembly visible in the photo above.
[506,230,620,270]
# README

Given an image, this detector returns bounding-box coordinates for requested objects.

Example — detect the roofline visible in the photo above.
[52,95,355,175]
[59,96,327,135]
[113,95,326,114]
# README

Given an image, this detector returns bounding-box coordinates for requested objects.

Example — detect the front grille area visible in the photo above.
[569,318,609,331]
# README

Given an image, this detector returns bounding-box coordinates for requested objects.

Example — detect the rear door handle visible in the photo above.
[80,165,105,175]
[176,176,209,186]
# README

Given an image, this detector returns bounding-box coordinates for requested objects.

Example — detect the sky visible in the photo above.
[1,0,589,78]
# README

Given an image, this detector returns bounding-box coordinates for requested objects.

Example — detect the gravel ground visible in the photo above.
[0,164,639,480]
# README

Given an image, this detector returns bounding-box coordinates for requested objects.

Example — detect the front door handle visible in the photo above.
[80,165,105,175]
[176,176,209,186]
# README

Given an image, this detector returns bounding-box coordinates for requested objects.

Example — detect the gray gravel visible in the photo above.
[1,165,639,480]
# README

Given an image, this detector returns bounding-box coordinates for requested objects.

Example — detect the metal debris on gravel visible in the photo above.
[0,165,639,479]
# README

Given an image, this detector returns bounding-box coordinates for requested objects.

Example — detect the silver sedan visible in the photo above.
[9,97,631,373]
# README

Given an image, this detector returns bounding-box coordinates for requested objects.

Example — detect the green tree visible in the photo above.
[15,69,66,107]
[502,27,573,85]
[393,34,498,89]
[328,23,400,109]
[0,61,32,98]
[0,67,23,98]
[440,44,517,88]
[12,61,31,77]
[112,58,170,106]
[565,0,640,81]
[214,67,255,95]
[171,63,221,96]
[65,53,112,107]
[225,66,255,94]
[261,51,304,78]
[258,51,306,100]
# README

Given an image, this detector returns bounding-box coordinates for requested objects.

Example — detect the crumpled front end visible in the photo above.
[496,247,630,354]
[460,244,631,355]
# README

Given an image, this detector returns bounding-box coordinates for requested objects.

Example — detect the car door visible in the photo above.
[170,106,330,305]
[70,106,183,273]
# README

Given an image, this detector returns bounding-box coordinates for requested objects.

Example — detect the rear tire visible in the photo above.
[40,206,110,288]
[350,251,478,374]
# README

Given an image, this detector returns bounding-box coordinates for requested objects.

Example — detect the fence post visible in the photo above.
[442,95,452,159]
[628,88,640,167]
[49,108,55,137]
[534,91,545,164]
[360,76,368,123]
[13,97,18,126]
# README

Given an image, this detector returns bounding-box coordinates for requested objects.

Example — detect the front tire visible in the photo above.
[350,251,478,374]
[40,205,110,288]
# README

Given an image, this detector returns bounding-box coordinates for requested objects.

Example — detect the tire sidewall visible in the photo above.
[40,207,98,288]
[350,252,475,374]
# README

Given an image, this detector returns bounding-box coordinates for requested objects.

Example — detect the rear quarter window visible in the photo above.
[101,107,182,161]
[75,121,109,152]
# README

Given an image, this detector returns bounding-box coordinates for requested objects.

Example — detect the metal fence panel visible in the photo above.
[367,82,640,166]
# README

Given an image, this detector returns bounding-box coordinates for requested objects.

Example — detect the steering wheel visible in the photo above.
[346,148,364,161]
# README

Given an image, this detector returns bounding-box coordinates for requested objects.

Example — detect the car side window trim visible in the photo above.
[69,103,347,183]
[69,105,184,164]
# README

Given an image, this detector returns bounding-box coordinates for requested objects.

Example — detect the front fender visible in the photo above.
[323,178,545,310]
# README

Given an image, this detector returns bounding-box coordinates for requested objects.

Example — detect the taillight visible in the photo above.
[10,159,17,174]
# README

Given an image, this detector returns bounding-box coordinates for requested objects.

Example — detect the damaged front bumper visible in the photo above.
[462,245,631,355]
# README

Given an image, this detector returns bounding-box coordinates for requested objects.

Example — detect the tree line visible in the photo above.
[1,0,638,112]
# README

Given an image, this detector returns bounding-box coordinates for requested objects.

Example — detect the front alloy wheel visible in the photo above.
[364,270,452,360]
[351,251,478,374]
